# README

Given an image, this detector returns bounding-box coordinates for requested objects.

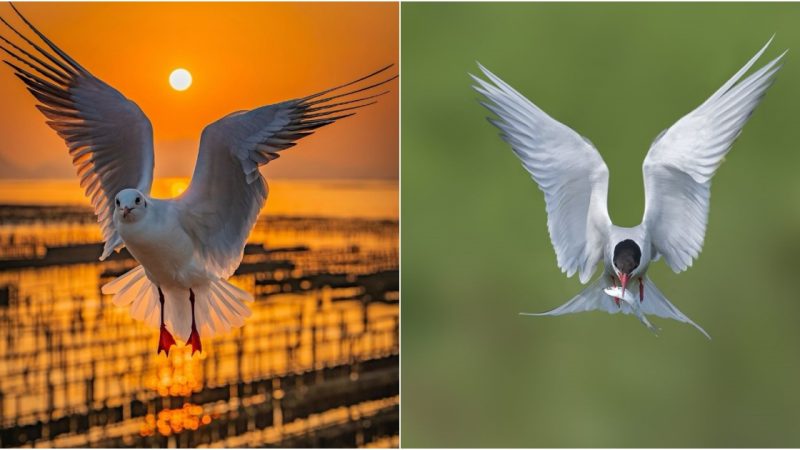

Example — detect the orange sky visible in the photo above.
[0,2,398,180]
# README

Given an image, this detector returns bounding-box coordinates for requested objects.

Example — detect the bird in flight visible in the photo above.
[472,38,784,338]
[0,4,396,354]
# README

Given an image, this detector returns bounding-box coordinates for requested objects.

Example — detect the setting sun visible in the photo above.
[169,68,192,91]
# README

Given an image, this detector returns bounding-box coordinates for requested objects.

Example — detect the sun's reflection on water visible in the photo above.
[146,346,205,398]
[0,195,398,447]
[139,403,212,438]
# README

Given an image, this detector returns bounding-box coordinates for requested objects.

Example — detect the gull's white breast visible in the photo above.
[116,200,207,289]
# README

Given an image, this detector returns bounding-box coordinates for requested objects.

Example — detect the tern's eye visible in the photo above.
[135,197,141,204]
[116,199,120,207]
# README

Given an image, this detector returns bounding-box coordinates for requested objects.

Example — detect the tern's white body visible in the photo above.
[473,37,785,337]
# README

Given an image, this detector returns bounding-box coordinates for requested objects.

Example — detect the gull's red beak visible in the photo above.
[619,273,629,297]
[123,207,131,218]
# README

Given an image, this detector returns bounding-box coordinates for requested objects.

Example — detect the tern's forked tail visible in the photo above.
[521,275,710,339]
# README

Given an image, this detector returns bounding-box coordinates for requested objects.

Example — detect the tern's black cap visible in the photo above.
[613,239,641,274]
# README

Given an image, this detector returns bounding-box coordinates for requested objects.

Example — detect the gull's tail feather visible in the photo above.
[101,265,161,328]
[521,274,710,338]
[185,279,254,340]
[102,267,254,340]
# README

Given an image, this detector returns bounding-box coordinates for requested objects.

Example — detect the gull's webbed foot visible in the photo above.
[186,326,202,355]
[186,288,202,355]
[158,325,177,355]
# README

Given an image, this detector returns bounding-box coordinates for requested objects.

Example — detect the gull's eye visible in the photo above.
[135,197,141,204]
[116,199,120,207]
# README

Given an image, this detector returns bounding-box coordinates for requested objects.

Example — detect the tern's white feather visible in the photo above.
[643,39,786,273]
[477,37,783,336]
[471,64,611,284]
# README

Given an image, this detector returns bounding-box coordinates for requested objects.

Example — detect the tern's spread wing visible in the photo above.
[643,38,784,273]
[178,66,396,279]
[1,5,154,260]
[472,63,611,283]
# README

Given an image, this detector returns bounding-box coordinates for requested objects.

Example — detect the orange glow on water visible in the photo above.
[0,179,398,446]
[145,345,205,398]
[139,403,212,437]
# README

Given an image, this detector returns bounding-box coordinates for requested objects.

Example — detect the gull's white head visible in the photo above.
[114,188,148,223]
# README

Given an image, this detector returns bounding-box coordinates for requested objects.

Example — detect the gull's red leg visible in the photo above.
[639,277,644,302]
[610,275,620,308]
[186,289,202,355]
[157,287,176,355]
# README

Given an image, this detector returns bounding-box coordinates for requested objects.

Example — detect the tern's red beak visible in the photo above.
[619,273,629,297]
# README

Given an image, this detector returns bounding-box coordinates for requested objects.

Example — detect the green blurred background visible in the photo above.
[401,2,800,447]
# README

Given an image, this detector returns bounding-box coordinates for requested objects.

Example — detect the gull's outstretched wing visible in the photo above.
[178,66,396,279]
[0,5,154,260]
[472,63,611,283]
[643,38,785,273]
